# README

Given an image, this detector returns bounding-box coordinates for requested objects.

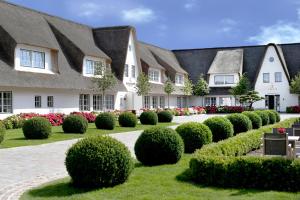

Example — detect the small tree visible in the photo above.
[229,73,250,105]
[182,77,193,96]
[193,75,209,106]
[92,65,117,111]
[135,72,151,96]
[164,79,175,108]
[290,73,300,105]
[239,90,264,109]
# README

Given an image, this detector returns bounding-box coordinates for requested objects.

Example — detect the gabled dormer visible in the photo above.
[208,49,243,87]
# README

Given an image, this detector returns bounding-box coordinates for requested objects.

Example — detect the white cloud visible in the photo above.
[218,18,238,33]
[184,0,197,10]
[75,2,104,17]
[248,21,300,44]
[121,7,156,23]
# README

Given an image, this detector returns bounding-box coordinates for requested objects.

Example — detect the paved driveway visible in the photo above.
[0,113,299,200]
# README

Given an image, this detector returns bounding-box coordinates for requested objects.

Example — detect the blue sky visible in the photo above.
[7,0,300,49]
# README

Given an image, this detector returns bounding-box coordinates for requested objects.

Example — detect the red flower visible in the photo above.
[278,128,286,134]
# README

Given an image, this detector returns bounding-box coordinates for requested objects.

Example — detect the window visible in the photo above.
[20,49,45,69]
[275,72,282,82]
[105,95,114,110]
[182,97,187,108]
[159,96,165,108]
[148,69,160,82]
[144,96,150,109]
[175,74,184,85]
[131,65,136,78]
[85,60,103,75]
[219,97,232,106]
[269,57,274,62]
[263,73,270,83]
[152,96,158,108]
[0,91,12,113]
[35,96,42,108]
[177,97,182,108]
[128,45,132,51]
[79,94,90,111]
[93,94,103,111]
[214,75,234,85]
[124,64,129,77]
[205,97,216,106]
[47,96,54,108]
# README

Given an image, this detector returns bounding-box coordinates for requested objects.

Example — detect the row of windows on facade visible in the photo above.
[214,75,234,85]
[263,72,282,83]
[204,97,234,106]
[0,92,114,114]
[143,96,188,109]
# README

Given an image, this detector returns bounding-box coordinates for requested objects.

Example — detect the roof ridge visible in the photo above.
[1,0,93,29]
[139,41,171,52]
[93,25,133,31]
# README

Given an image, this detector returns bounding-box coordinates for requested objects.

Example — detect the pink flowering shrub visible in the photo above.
[70,112,96,123]
[19,113,65,126]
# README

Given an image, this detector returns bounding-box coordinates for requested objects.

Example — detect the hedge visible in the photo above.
[118,112,137,127]
[62,115,88,134]
[139,111,158,125]
[0,121,5,144]
[203,117,234,142]
[254,111,269,126]
[189,118,299,191]
[226,114,252,135]
[242,111,262,129]
[95,113,116,130]
[22,117,52,139]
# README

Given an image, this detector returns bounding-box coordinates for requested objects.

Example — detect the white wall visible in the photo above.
[15,44,54,74]
[123,31,139,92]
[208,73,239,87]
[254,45,298,111]
[0,87,119,119]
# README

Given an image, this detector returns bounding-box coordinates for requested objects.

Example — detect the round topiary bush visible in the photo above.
[65,136,133,188]
[0,121,5,144]
[139,111,158,125]
[134,127,184,166]
[203,117,234,142]
[226,114,252,135]
[95,112,116,130]
[254,111,269,126]
[175,122,212,153]
[62,115,88,134]
[157,111,173,123]
[242,111,262,129]
[269,110,280,122]
[22,117,52,139]
[118,112,137,127]
[264,110,276,124]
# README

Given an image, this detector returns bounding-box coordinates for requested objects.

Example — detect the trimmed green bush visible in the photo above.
[62,115,88,134]
[254,110,269,126]
[139,111,158,125]
[95,112,116,130]
[0,121,5,144]
[189,118,299,191]
[118,112,137,127]
[242,111,262,129]
[175,122,212,153]
[22,117,52,139]
[157,111,173,122]
[264,110,276,124]
[270,110,280,122]
[134,127,184,166]
[226,113,252,135]
[203,117,234,142]
[66,136,133,188]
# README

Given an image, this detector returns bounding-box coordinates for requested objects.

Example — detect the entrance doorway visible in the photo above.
[265,95,280,111]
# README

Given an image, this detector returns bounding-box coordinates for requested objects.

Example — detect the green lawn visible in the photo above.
[1,122,176,148]
[21,154,300,200]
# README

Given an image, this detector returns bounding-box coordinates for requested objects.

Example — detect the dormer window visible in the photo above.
[20,49,45,69]
[83,57,105,76]
[175,74,184,85]
[214,75,234,85]
[124,64,129,77]
[149,68,160,83]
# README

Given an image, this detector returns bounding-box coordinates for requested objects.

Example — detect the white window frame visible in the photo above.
[79,94,90,111]
[93,94,103,111]
[35,96,42,108]
[152,96,158,109]
[214,75,234,85]
[85,59,104,76]
[105,95,114,110]
[148,68,160,83]
[263,73,270,83]
[124,64,129,77]
[47,96,54,108]
[159,96,165,108]
[205,97,216,106]
[175,74,184,85]
[275,72,282,82]
[20,49,45,69]
[0,91,12,113]
[144,96,150,109]
[131,65,136,78]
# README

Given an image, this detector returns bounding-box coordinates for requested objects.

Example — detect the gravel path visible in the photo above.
[0,113,299,200]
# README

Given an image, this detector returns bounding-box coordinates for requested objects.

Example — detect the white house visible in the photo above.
[0,1,300,119]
